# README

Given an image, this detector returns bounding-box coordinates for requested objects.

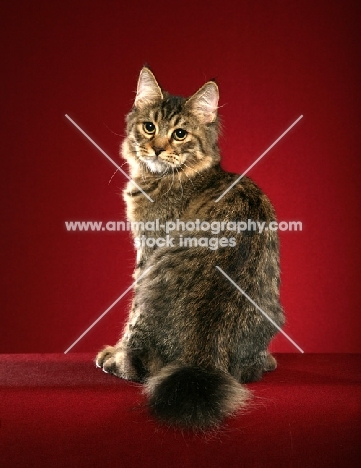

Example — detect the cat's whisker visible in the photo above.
[182,160,204,180]
[175,167,184,198]
[179,163,198,188]
[103,122,124,137]
[181,171,196,188]
[108,168,119,184]
[108,159,132,184]
[163,166,175,196]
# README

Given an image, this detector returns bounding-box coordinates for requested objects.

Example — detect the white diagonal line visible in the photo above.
[216,266,304,353]
[64,266,153,354]
[215,115,303,202]
[65,114,154,203]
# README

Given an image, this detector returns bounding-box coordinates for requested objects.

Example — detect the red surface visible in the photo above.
[1,1,361,353]
[1,353,360,467]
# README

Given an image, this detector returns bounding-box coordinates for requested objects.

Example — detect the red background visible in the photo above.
[1,0,360,354]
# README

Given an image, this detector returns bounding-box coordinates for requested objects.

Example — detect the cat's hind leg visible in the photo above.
[234,351,277,383]
[263,352,277,372]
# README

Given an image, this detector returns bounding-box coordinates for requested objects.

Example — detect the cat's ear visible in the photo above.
[134,67,163,109]
[186,81,219,123]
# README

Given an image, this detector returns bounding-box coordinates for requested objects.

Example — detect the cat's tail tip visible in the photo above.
[144,364,250,431]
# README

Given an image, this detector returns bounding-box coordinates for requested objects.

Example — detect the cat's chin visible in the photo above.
[144,159,170,174]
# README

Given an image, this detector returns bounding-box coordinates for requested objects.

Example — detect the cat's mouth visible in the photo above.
[140,152,182,174]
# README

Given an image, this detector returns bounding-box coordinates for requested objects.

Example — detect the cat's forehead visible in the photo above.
[145,95,188,125]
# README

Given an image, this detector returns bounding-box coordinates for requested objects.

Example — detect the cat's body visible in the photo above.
[96,67,285,430]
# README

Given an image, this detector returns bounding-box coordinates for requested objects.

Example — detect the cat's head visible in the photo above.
[122,67,220,177]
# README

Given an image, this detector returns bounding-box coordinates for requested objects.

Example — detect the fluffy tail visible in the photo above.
[145,364,250,430]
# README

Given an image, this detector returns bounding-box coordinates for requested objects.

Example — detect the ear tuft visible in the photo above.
[135,67,163,109]
[186,81,219,123]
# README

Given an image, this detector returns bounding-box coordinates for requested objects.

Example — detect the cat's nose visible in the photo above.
[153,147,165,156]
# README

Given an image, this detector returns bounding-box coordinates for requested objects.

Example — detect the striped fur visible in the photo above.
[96,67,284,430]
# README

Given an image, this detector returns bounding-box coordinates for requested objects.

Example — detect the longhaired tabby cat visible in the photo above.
[96,67,285,430]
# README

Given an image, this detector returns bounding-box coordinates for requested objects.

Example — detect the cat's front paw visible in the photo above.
[95,345,116,370]
[95,345,125,377]
[95,345,135,380]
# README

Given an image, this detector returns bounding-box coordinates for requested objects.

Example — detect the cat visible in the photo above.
[96,67,285,430]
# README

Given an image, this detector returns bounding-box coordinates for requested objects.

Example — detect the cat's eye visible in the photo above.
[143,122,156,134]
[173,128,188,141]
